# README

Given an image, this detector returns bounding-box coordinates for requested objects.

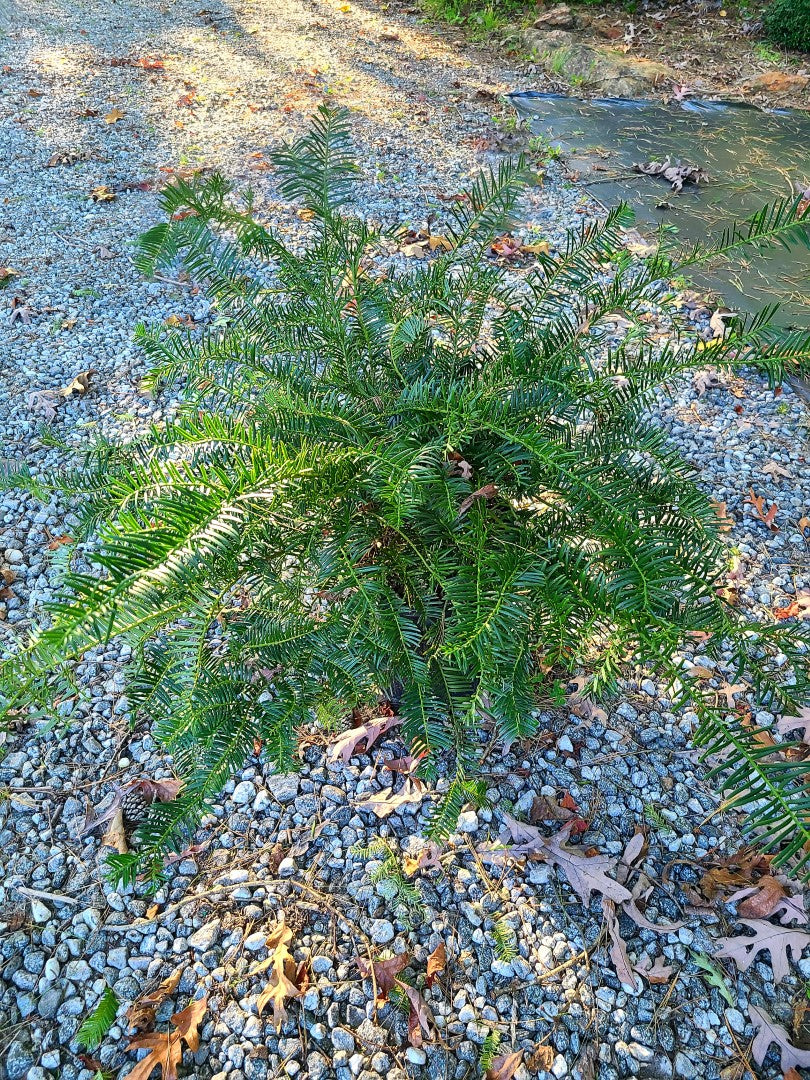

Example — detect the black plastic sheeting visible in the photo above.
[511,92,810,328]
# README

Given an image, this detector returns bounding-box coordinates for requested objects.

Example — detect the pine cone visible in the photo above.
[120,786,151,828]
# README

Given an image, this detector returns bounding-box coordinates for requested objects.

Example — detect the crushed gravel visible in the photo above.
[1,1,809,1079]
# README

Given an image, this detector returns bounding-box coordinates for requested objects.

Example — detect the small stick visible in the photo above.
[151,272,194,288]
[17,886,79,906]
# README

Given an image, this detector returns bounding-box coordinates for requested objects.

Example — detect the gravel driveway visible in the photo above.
[1,1,809,1079]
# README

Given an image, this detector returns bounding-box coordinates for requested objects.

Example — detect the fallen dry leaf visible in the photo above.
[709,309,736,340]
[776,708,810,744]
[633,954,674,984]
[693,366,727,395]
[604,899,641,990]
[402,840,443,877]
[105,107,125,123]
[633,158,707,193]
[482,817,681,932]
[102,807,128,854]
[496,816,633,904]
[736,876,787,919]
[526,1044,555,1072]
[773,594,810,620]
[748,1004,810,1072]
[457,482,498,518]
[356,953,409,1007]
[354,778,425,818]
[124,996,207,1080]
[128,777,183,804]
[747,488,779,532]
[61,369,96,399]
[46,534,73,550]
[486,1050,523,1080]
[426,943,446,987]
[762,460,792,480]
[89,186,116,202]
[714,919,810,984]
[126,968,184,1032]
[327,713,403,763]
[256,916,302,1030]
[395,979,435,1047]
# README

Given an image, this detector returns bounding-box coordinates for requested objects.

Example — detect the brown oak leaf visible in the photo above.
[402,841,443,877]
[776,707,810,744]
[748,1005,810,1071]
[714,920,810,984]
[126,967,183,1032]
[256,916,302,1030]
[354,778,425,818]
[633,954,674,984]
[124,996,207,1080]
[327,714,403,763]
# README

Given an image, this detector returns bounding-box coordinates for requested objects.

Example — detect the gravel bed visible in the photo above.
[1,1,809,1079]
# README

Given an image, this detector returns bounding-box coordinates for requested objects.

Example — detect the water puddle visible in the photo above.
[511,93,810,328]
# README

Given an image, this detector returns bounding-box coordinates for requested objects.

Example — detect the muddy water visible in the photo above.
[511,93,810,328]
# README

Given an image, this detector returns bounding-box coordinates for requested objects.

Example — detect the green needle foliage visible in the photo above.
[3,106,810,885]
[76,985,120,1051]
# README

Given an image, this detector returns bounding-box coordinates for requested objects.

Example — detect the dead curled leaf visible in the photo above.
[747,488,779,532]
[102,807,128,854]
[604,899,641,990]
[255,915,303,1030]
[327,713,403,763]
[693,366,727,395]
[633,158,708,193]
[776,708,810,744]
[773,593,810,621]
[356,953,409,1007]
[748,1004,810,1072]
[124,996,207,1080]
[633,953,674,984]
[457,482,498,518]
[402,840,443,877]
[426,942,446,987]
[354,777,425,818]
[395,979,435,1047]
[89,185,117,202]
[526,1044,555,1073]
[486,1050,523,1080]
[126,968,184,1032]
[82,776,182,838]
[714,919,810,984]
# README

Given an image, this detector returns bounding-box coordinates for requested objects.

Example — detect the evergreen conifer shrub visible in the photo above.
[3,108,810,885]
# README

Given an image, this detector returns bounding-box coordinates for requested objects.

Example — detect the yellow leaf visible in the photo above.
[89,186,116,202]
[256,915,302,1031]
[105,107,125,123]
[102,808,128,854]
[297,208,316,221]
[523,240,550,255]
[60,369,95,398]
[427,234,453,251]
